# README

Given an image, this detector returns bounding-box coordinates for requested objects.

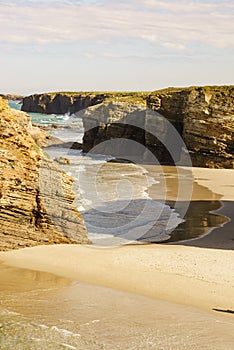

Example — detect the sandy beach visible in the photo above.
[0,166,234,348]
[1,243,234,314]
[1,262,234,350]
[1,166,234,312]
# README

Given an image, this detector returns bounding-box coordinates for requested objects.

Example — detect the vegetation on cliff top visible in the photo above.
[150,85,234,96]
[27,85,234,103]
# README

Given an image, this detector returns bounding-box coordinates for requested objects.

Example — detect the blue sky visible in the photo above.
[0,0,233,94]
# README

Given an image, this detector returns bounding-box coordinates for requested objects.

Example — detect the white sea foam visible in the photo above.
[50,326,81,338]
[82,319,101,326]
[88,232,115,240]
[37,323,49,329]
[61,344,77,350]
[31,337,43,342]
[42,116,184,246]
[0,309,21,316]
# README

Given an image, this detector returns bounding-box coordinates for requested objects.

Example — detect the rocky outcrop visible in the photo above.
[0,94,24,101]
[0,97,89,251]
[21,92,148,114]
[81,86,234,168]
[147,86,234,168]
[79,101,146,159]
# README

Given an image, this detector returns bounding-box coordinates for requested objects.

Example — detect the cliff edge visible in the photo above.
[21,92,149,114]
[0,97,90,251]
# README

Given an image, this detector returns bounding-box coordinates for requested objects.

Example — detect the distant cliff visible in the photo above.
[0,94,24,101]
[21,87,234,168]
[0,97,90,251]
[21,92,148,114]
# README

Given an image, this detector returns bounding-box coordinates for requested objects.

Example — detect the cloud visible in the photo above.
[0,0,233,51]
[163,42,187,52]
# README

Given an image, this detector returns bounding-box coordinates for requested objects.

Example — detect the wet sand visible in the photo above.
[183,200,234,249]
[147,166,234,248]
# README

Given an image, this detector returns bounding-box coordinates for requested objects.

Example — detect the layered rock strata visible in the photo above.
[81,86,234,168]
[21,87,234,168]
[0,97,89,251]
[147,86,234,168]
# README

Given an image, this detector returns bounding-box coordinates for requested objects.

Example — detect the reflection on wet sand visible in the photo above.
[145,165,234,248]
[139,200,229,243]
[166,200,229,243]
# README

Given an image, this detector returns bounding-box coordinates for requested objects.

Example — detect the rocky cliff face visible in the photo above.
[147,86,234,168]
[81,86,234,168]
[80,101,146,158]
[0,97,89,251]
[22,93,107,114]
[21,92,148,114]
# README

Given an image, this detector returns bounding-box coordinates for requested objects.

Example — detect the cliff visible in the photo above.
[147,86,234,168]
[0,94,24,101]
[0,97,90,251]
[21,92,148,114]
[21,86,234,168]
[81,86,234,168]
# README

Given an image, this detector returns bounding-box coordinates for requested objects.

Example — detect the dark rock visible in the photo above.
[54,157,70,165]
[21,92,148,114]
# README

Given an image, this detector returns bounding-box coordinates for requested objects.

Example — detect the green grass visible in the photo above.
[150,85,234,96]
[32,91,150,104]
[30,86,234,101]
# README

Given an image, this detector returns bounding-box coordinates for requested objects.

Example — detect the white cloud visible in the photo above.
[163,42,187,52]
[0,0,233,50]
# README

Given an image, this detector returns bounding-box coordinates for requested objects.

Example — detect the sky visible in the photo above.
[0,0,234,95]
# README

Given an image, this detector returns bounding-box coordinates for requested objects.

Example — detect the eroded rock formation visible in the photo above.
[81,86,234,168]
[0,97,89,251]
[147,86,234,168]
[21,86,234,168]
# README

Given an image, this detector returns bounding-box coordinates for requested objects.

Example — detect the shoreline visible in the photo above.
[0,166,233,316]
[1,243,233,314]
